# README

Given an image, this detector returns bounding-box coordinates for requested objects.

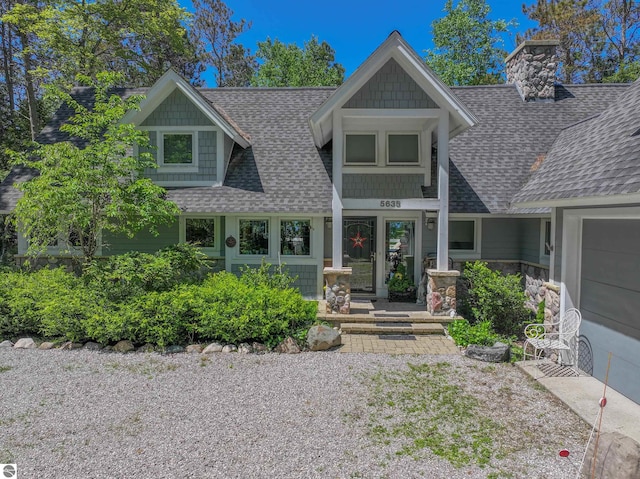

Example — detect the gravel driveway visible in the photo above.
[0,349,589,478]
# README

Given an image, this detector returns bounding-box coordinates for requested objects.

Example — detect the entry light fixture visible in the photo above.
[325,217,333,229]
[427,218,436,230]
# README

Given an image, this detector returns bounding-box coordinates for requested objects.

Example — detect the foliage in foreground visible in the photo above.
[0,249,316,348]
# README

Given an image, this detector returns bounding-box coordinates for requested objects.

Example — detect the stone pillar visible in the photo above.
[323,267,352,314]
[427,269,460,316]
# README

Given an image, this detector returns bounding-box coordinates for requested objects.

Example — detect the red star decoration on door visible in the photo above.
[350,231,367,248]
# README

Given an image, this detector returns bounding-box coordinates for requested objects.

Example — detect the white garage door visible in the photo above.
[580,219,640,403]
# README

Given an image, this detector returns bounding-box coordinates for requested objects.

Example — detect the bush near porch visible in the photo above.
[0,246,316,349]
[450,261,533,358]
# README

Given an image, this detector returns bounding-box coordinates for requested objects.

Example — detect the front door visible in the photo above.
[343,217,376,293]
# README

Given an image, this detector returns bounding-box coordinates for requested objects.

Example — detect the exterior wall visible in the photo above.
[230,263,318,298]
[140,89,211,127]
[343,174,423,199]
[520,218,541,264]
[481,218,521,260]
[140,89,218,184]
[102,222,180,256]
[343,58,437,109]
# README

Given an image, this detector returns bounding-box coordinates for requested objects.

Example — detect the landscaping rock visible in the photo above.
[581,432,640,479]
[0,340,14,348]
[164,345,185,354]
[465,342,510,363]
[38,342,55,350]
[306,325,341,351]
[238,343,253,354]
[113,340,135,353]
[222,344,237,353]
[14,338,36,349]
[185,344,202,354]
[274,337,301,354]
[137,343,155,353]
[59,341,83,350]
[203,342,223,354]
[83,342,103,351]
[252,342,268,354]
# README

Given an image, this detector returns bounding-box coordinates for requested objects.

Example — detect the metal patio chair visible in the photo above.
[523,308,582,366]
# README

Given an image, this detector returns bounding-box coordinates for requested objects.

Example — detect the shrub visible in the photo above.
[194,272,315,348]
[239,259,296,290]
[387,263,415,292]
[84,243,208,301]
[448,318,499,347]
[0,268,98,342]
[459,261,531,336]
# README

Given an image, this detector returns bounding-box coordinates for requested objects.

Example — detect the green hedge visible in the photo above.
[0,249,316,349]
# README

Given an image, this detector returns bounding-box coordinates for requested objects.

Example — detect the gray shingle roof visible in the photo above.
[512,79,640,205]
[0,81,630,216]
[449,83,628,214]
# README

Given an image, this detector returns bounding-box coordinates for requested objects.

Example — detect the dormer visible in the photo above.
[123,69,250,187]
[310,31,477,180]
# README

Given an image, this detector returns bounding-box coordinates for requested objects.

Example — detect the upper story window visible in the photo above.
[158,131,198,172]
[387,133,419,164]
[345,133,377,164]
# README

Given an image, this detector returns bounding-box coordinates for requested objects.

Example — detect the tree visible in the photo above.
[252,36,345,87]
[192,0,257,87]
[521,1,640,83]
[10,72,180,266]
[425,0,514,86]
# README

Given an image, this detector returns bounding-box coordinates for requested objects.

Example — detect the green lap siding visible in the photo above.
[102,222,180,256]
[481,218,541,262]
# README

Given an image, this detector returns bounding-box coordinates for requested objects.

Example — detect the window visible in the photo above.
[387,133,419,164]
[449,220,475,251]
[163,133,193,164]
[239,219,269,255]
[280,220,311,256]
[186,218,216,248]
[543,220,552,256]
[345,133,376,164]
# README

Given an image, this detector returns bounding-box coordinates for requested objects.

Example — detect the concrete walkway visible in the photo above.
[518,360,640,444]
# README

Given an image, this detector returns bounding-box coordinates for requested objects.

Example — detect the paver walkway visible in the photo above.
[339,333,459,354]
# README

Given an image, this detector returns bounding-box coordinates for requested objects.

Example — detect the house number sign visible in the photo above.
[380,200,402,208]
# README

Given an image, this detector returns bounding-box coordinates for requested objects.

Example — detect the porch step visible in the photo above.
[340,322,445,335]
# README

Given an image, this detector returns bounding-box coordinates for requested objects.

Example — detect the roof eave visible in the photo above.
[513,191,640,209]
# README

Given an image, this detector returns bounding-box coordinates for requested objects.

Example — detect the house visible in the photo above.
[512,76,640,405]
[0,32,637,402]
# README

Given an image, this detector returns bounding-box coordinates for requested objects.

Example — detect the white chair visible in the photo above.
[523,308,582,366]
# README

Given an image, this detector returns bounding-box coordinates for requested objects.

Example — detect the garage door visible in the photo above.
[580,219,640,403]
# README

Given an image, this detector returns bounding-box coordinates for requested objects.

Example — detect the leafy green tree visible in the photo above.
[192,0,257,86]
[521,1,639,83]
[252,35,345,87]
[425,0,514,86]
[10,72,180,266]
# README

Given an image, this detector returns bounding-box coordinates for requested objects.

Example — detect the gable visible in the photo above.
[344,58,437,109]
[140,89,213,127]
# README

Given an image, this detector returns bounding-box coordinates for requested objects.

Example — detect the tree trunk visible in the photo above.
[1,22,16,111]
[19,32,39,141]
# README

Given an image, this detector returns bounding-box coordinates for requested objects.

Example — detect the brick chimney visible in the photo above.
[505,40,560,102]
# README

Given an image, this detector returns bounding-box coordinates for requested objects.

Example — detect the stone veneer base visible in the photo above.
[323,267,353,314]
[426,269,460,316]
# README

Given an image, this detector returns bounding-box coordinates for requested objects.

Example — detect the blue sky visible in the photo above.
[184,0,537,86]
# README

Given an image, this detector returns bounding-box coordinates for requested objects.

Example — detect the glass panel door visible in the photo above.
[343,217,376,293]
[385,220,416,285]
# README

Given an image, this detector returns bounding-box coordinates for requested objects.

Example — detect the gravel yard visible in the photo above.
[0,349,590,478]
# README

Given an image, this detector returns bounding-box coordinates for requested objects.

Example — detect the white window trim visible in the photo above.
[386,131,421,166]
[540,218,552,264]
[344,132,378,166]
[158,131,199,173]
[279,219,312,257]
[448,218,481,259]
[238,218,271,257]
[180,216,221,257]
